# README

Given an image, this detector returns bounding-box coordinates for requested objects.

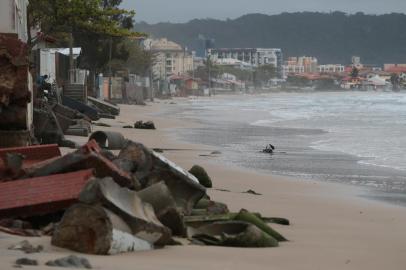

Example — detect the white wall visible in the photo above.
[0,0,29,42]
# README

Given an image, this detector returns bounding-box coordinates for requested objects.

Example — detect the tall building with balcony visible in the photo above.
[283,56,318,77]
[207,48,283,78]
[318,64,345,73]
[144,38,194,80]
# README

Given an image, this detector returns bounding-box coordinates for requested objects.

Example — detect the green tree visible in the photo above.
[28,0,148,94]
[350,67,359,78]
[253,65,276,87]
[390,73,400,91]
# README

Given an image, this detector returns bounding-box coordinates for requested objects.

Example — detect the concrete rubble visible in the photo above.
[0,33,32,147]
[0,133,289,257]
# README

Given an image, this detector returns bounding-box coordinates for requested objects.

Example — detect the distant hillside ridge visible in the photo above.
[135,12,406,65]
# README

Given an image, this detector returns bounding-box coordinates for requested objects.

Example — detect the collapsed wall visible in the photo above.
[0,33,32,147]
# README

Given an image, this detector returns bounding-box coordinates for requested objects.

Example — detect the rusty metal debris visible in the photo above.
[137,181,186,236]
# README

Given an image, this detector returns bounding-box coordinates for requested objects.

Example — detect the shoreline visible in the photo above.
[161,93,406,206]
[1,100,406,270]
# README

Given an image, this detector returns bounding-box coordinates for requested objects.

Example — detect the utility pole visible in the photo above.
[108,37,112,100]
[69,31,74,83]
[208,55,211,96]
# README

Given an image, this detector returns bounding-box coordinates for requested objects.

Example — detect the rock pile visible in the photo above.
[0,133,289,257]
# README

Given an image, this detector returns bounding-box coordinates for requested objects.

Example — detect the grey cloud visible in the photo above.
[121,0,406,23]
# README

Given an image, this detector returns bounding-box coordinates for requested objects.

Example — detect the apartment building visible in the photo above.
[144,38,194,80]
[207,48,283,78]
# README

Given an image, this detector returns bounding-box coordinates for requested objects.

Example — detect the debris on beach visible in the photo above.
[8,240,43,254]
[0,133,288,256]
[189,221,279,248]
[189,165,213,188]
[45,255,92,269]
[15,258,39,266]
[92,122,111,127]
[243,189,262,196]
[262,144,276,154]
[134,120,156,130]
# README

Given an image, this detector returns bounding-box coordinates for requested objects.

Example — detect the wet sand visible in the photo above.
[1,100,406,270]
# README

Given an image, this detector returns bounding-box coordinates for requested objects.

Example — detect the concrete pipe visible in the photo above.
[89,131,126,150]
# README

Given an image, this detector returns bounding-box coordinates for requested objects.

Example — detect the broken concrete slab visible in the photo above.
[64,127,89,137]
[23,140,137,189]
[188,221,279,248]
[78,177,171,245]
[87,96,120,116]
[118,141,205,215]
[52,204,153,255]
[62,96,100,121]
[137,181,186,236]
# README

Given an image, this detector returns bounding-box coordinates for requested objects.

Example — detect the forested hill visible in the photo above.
[136,12,406,65]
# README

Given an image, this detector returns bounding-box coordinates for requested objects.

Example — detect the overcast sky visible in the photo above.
[121,0,406,23]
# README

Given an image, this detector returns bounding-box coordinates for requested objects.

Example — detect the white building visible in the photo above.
[318,64,345,73]
[282,56,318,77]
[208,48,283,78]
[283,65,305,75]
[144,38,194,80]
[0,0,29,42]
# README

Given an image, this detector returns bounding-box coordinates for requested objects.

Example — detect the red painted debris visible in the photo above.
[0,144,61,169]
[23,140,134,189]
[0,169,94,219]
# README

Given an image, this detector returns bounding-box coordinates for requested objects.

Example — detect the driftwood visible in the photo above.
[52,204,153,255]
[79,177,171,245]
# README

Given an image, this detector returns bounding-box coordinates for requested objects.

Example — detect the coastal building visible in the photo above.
[213,58,254,69]
[384,64,406,74]
[282,56,318,77]
[195,34,215,58]
[208,48,283,78]
[0,0,29,42]
[144,38,194,80]
[318,64,345,73]
[351,56,363,69]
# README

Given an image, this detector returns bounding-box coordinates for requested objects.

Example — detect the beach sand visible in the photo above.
[1,100,406,270]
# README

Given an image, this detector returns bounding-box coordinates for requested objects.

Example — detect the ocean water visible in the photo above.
[165,92,406,205]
